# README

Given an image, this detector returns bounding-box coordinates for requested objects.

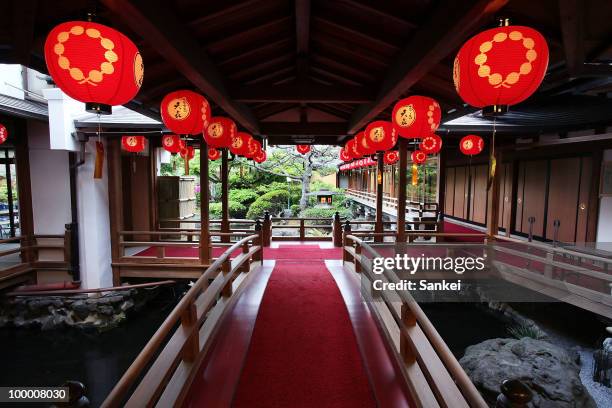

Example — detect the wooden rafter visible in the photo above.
[260,122,347,136]
[11,0,37,65]
[232,82,373,103]
[559,0,585,76]
[101,0,259,133]
[348,0,509,134]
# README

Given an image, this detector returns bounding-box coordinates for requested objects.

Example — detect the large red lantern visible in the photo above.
[254,150,267,163]
[121,135,146,153]
[411,150,427,164]
[44,21,143,114]
[180,145,195,160]
[356,131,375,156]
[346,139,361,159]
[453,25,548,114]
[204,117,236,149]
[161,134,183,154]
[161,90,210,135]
[459,135,485,156]
[230,132,251,156]
[339,147,351,162]
[420,134,443,154]
[246,137,262,159]
[0,124,7,144]
[296,145,311,154]
[364,121,397,151]
[383,150,399,165]
[208,147,221,161]
[392,96,441,138]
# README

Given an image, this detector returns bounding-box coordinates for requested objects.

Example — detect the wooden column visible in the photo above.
[220,148,230,243]
[199,141,211,263]
[486,144,501,238]
[396,138,408,243]
[437,148,446,234]
[107,138,124,285]
[374,151,384,243]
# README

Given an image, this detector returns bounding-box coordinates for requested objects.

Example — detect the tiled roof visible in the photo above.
[0,94,48,120]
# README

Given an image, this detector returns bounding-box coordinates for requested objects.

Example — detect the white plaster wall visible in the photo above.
[0,64,25,99]
[76,139,113,289]
[27,120,72,234]
[597,149,612,243]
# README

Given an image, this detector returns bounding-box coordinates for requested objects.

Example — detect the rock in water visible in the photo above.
[460,337,595,407]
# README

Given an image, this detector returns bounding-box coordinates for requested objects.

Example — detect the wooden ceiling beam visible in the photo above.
[101,0,259,133]
[254,103,297,119]
[559,0,585,76]
[206,17,291,55]
[260,122,347,136]
[232,82,374,103]
[11,0,37,65]
[348,0,509,134]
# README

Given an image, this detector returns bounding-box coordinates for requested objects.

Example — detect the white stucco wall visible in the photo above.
[597,149,612,243]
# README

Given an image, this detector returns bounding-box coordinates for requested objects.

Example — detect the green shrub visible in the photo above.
[209,202,222,219]
[507,324,541,340]
[229,189,259,206]
[246,190,290,219]
[290,204,301,217]
[208,201,247,219]
[299,207,351,219]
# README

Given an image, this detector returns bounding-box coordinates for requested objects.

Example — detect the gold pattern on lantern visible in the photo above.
[53,25,120,86]
[369,127,385,142]
[168,97,190,120]
[126,136,138,147]
[133,53,144,88]
[232,137,243,148]
[208,122,223,139]
[163,137,174,147]
[475,30,537,88]
[463,140,473,149]
[395,104,416,127]
[453,57,460,91]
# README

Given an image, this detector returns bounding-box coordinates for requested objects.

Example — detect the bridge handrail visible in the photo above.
[102,232,263,407]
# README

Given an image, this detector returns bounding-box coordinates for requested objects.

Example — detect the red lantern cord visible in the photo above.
[0,124,7,145]
[296,145,311,154]
[161,90,210,135]
[208,147,221,161]
[420,134,443,154]
[121,135,146,153]
[459,135,485,156]
[392,96,441,139]
[44,21,143,114]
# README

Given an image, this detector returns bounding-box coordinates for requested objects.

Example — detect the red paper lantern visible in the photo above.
[44,21,143,114]
[245,137,262,159]
[254,150,267,163]
[230,132,251,156]
[122,135,146,153]
[411,150,427,164]
[161,134,183,153]
[346,139,361,159]
[392,96,441,138]
[204,117,236,149]
[364,121,397,151]
[0,124,7,144]
[356,131,375,156]
[161,90,210,135]
[459,135,485,156]
[180,145,195,160]
[383,150,399,165]
[339,148,351,162]
[296,145,311,154]
[208,147,221,161]
[453,25,548,114]
[420,134,443,154]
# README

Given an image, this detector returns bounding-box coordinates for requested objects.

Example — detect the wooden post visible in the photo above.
[332,211,342,247]
[107,138,124,286]
[254,220,263,261]
[400,304,416,365]
[397,138,408,243]
[354,244,362,273]
[220,148,230,243]
[342,221,351,263]
[221,259,232,297]
[181,303,199,362]
[374,151,384,243]
[437,147,446,235]
[199,140,211,264]
[299,218,305,240]
[486,144,502,239]
[262,211,271,247]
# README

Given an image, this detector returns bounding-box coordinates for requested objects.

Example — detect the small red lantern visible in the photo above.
[161,134,182,154]
[254,150,267,163]
[205,117,236,149]
[121,135,146,153]
[356,131,375,156]
[245,137,262,159]
[208,147,221,161]
[459,135,485,156]
[420,134,443,154]
[180,145,195,160]
[453,25,548,114]
[161,90,210,135]
[296,145,311,154]
[346,139,361,159]
[44,21,143,114]
[392,96,441,138]
[230,132,251,156]
[0,124,7,144]
[411,150,427,164]
[364,121,397,151]
[339,148,351,162]
[383,150,399,165]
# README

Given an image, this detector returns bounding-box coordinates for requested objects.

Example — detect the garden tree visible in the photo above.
[244,146,339,210]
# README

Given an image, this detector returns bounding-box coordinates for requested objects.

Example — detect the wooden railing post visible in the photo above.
[342,221,351,263]
[221,259,232,298]
[400,304,417,365]
[496,379,532,408]
[181,303,199,362]
[354,243,362,273]
[262,211,271,247]
[332,212,342,247]
[299,218,305,240]
[254,220,263,262]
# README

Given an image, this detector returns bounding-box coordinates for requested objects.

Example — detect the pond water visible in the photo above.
[0,286,182,407]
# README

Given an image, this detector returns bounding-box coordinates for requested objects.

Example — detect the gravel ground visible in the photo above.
[578,348,612,407]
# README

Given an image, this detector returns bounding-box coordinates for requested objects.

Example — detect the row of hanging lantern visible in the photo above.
[43,18,268,178]
[338,19,548,188]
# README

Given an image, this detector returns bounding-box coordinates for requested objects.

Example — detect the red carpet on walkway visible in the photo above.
[232,248,376,407]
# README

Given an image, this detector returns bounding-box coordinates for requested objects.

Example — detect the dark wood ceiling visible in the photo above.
[2,0,612,144]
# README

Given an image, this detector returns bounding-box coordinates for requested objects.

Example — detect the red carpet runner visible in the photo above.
[232,246,376,407]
